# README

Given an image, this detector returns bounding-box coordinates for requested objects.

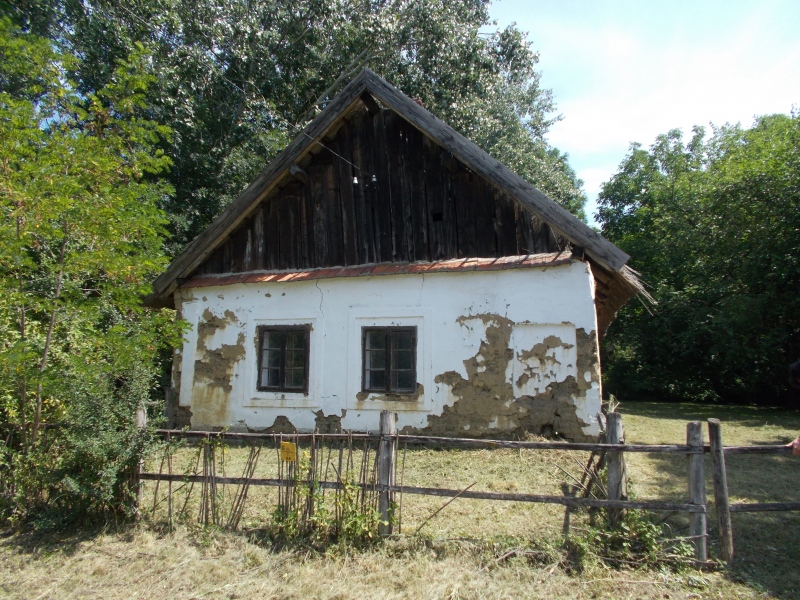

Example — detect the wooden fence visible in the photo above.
[133,410,800,566]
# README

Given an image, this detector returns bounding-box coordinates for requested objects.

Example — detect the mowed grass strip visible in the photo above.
[2,401,799,599]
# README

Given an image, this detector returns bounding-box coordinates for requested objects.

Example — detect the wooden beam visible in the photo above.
[360,91,380,116]
[289,163,309,185]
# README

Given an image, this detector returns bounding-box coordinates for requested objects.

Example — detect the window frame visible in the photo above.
[256,325,311,393]
[361,326,417,394]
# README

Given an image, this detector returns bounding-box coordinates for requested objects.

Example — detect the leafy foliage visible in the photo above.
[568,507,694,571]
[598,115,800,404]
[0,19,181,525]
[8,0,585,251]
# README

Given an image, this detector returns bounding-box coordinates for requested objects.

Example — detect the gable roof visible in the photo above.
[147,69,636,310]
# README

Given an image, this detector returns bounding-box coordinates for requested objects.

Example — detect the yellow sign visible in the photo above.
[279,441,297,462]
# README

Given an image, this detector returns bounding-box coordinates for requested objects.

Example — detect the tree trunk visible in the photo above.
[32,228,68,444]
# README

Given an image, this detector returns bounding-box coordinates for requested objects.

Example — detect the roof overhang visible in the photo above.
[146,69,632,310]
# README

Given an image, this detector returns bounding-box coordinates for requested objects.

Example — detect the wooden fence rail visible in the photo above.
[100,411,800,566]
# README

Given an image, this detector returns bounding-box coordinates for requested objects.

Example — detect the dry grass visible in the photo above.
[2,400,799,599]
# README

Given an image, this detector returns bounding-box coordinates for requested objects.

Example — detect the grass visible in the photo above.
[1,400,799,599]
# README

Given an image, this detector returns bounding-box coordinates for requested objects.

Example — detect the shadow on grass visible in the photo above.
[0,521,135,559]
[622,401,800,431]
[625,412,800,600]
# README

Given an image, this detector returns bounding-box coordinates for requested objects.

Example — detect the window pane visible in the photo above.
[286,331,305,351]
[285,368,305,389]
[263,331,282,350]
[261,368,280,388]
[264,348,281,368]
[366,330,386,350]
[394,349,413,370]
[286,348,305,368]
[394,370,414,392]
[367,369,385,391]
[366,349,385,369]
[394,330,414,350]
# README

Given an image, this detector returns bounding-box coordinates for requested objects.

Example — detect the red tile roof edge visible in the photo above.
[181,252,574,290]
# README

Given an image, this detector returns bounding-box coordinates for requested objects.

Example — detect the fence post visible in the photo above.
[708,418,734,565]
[687,421,708,564]
[134,403,147,519]
[378,410,397,536]
[606,411,627,527]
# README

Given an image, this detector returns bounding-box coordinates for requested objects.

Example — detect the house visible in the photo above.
[146,69,645,441]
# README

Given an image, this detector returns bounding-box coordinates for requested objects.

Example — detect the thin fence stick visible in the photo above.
[414,482,477,535]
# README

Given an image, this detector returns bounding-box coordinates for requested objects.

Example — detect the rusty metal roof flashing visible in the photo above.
[181,252,575,291]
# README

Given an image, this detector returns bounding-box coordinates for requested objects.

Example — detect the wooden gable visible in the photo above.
[148,69,648,334]
[195,106,563,276]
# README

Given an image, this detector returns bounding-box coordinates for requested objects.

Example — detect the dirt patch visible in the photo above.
[264,415,298,434]
[171,404,193,429]
[315,410,345,433]
[421,314,595,441]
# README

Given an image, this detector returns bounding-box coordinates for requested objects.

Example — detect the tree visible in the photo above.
[597,115,800,404]
[0,18,181,522]
[8,0,585,249]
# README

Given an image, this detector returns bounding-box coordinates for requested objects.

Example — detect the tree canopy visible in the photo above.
[9,0,586,250]
[598,114,800,405]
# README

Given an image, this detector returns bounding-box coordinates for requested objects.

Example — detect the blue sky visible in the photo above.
[488,0,800,224]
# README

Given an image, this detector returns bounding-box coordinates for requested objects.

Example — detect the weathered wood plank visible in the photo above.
[373,110,394,262]
[322,159,344,267]
[150,70,370,301]
[423,138,446,259]
[384,111,407,261]
[266,196,280,270]
[708,418,734,565]
[253,207,265,271]
[138,473,705,513]
[453,170,477,257]
[730,502,800,513]
[687,421,708,564]
[334,123,359,265]
[353,112,377,264]
[363,69,628,271]
[309,165,328,266]
[495,191,518,256]
[474,176,498,257]
[407,124,430,261]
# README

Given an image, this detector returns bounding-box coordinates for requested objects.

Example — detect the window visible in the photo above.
[257,326,310,392]
[362,327,416,393]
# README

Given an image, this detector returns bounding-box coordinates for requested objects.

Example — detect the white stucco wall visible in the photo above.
[173,260,603,439]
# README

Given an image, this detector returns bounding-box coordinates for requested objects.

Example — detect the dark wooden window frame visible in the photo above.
[361,326,417,394]
[256,325,311,393]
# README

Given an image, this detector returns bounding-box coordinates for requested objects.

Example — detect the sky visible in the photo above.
[488,0,800,224]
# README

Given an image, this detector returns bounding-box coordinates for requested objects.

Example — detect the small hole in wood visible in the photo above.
[432,212,444,222]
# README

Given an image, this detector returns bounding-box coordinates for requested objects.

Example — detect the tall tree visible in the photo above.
[7,0,585,249]
[0,18,180,521]
[597,115,800,404]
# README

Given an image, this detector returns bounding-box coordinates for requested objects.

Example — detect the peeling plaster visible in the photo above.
[173,262,602,437]
[422,314,594,441]
[315,409,346,433]
[192,308,246,428]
